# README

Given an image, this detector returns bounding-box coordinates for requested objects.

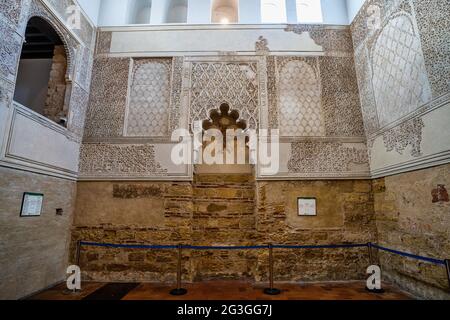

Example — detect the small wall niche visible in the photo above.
[164,0,188,23]
[211,0,239,23]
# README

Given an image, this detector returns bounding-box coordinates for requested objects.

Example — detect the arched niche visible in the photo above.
[164,0,188,23]
[13,16,71,126]
[211,0,239,23]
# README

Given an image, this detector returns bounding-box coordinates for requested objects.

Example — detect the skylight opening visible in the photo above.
[296,0,323,23]
[261,0,287,23]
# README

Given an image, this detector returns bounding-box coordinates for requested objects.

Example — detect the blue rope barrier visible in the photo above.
[78,241,446,266]
[371,243,446,266]
[184,245,268,250]
[273,244,368,250]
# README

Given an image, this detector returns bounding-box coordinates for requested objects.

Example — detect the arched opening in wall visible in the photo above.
[13,17,69,127]
[211,0,239,24]
[261,0,287,23]
[128,0,152,24]
[196,103,252,174]
[164,0,188,23]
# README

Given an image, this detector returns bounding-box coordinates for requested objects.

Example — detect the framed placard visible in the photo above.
[20,193,44,217]
[298,197,317,216]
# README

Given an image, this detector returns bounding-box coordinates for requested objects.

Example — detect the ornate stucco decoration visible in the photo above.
[255,36,269,55]
[288,141,369,173]
[189,61,259,129]
[284,24,353,56]
[79,143,167,177]
[382,117,425,158]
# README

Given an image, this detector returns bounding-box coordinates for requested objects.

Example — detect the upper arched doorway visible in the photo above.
[13,17,69,126]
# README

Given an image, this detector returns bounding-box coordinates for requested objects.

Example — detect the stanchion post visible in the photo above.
[170,244,188,296]
[264,244,281,295]
[445,259,450,292]
[75,240,82,267]
[367,242,374,265]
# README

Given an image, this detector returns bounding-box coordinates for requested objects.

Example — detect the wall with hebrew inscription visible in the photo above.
[80,24,369,180]
[351,0,450,178]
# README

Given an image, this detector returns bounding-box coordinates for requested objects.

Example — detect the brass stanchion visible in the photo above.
[366,243,384,294]
[170,244,187,296]
[264,244,281,295]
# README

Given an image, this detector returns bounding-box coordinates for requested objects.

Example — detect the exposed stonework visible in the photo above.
[43,45,68,124]
[372,164,450,299]
[70,176,376,283]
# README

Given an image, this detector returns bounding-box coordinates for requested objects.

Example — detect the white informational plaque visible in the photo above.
[298,198,317,216]
[20,193,44,217]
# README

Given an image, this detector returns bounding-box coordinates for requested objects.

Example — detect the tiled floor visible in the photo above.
[29,281,413,300]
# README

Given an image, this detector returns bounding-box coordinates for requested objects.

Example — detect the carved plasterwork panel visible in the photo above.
[96,31,112,55]
[382,117,425,157]
[68,83,89,138]
[189,61,259,129]
[371,14,431,127]
[284,25,354,56]
[125,58,172,137]
[45,0,95,47]
[255,36,270,55]
[288,142,369,174]
[84,57,130,139]
[320,56,365,137]
[0,18,22,80]
[75,46,94,91]
[79,143,167,177]
[0,76,14,107]
[169,57,183,132]
[0,0,23,26]
[412,0,450,97]
[278,59,324,137]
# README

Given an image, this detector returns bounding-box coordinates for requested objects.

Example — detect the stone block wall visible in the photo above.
[372,163,450,299]
[71,175,375,283]
[43,45,68,124]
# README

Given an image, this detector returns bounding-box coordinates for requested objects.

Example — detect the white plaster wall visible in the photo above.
[3,106,80,176]
[77,0,102,24]
[107,25,323,55]
[369,102,450,177]
[321,0,349,25]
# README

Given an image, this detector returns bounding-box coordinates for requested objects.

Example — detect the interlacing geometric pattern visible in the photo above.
[279,60,324,136]
[372,15,431,126]
[126,59,171,137]
[190,62,259,129]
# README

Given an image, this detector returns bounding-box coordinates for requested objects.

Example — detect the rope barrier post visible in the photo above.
[264,244,281,296]
[367,242,374,265]
[75,240,82,267]
[445,259,450,292]
[170,244,187,296]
